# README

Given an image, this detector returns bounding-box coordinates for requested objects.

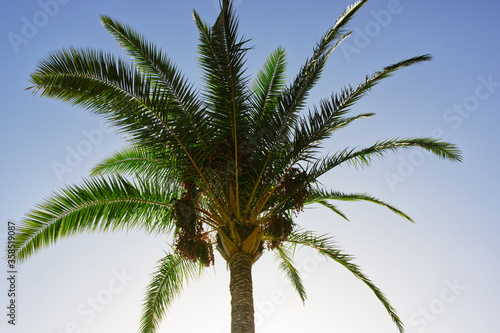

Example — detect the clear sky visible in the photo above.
[1,0,499,332]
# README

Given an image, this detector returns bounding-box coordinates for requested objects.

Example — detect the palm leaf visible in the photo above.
[194,1,250,135]
[29,40,223,212]
[244,2,369,214]
[308,200,350,221]
[307,188,413,222]
[140,252,203,333]
[274,245,307,303]
[250,46,287,124]
[289,55,432,166]
[89,146,179,181]
[309,137,463,179]
[101,16,229,200]
[278,0,369,116]
[247,19,430,217]
[14,175,179,263]
[255,0,369,152]
[287,229,404,333]
[193,1,253,219]
[100,15,208,145]
[292,110,375,163]
[28,48,186,155]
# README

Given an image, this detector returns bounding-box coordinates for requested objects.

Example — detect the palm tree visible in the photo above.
[15,0,461,332]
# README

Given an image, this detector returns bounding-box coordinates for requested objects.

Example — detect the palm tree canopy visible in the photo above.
[17,0,462,332]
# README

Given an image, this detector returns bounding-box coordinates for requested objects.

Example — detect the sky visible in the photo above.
[1,0,499,332]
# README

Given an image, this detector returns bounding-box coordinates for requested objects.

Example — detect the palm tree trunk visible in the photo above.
[229,252,255,333]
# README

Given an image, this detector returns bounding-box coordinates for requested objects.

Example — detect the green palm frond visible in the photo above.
[245,1,370,210]
[250,56,432,216]
[193,0,252,218]
[250,46,287,124]
[274,245,307,303]
[194,1,250,136]
[28,48,180,152]
[287,229,404,333]
[100,15,208,145]
[28,44,218,202]
[89,146,179,180]
[289,55,432,165]
[280,0,369,115]
[101,15,229,197]
[308,200,350,221]
[310,137,462,179]
[293,111,375,163]
[14,175,180,263]
[307,189,413,222]
[256,0,368,134]
[140,252,203,333]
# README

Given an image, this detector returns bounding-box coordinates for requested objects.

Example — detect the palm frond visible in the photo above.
[287,54,433,170]
[293,110,375,163]
[244,2,370,213]
[280,0,369,115]
[28,48,193,161]
[193,1,252,218]
[274,245,307,303]
[309,137,463,179]
[100,16,208,145]
[307,189,413,222]
[250,46,287,124]
[248,34,431,219]
[255,0,369,141]
[14,175,179,263]
[89,146,179,181]
[140,252,203,333]
[287,229,404,333]
[99,16,223,195]
[193,2,250,136]
[308,200,350,221]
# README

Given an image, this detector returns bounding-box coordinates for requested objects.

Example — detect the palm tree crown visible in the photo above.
[16,0,461,332]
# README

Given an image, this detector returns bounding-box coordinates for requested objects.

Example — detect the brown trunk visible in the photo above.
[229,252,255,333]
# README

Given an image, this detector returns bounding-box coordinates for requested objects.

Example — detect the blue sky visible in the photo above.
[1,0,499,332]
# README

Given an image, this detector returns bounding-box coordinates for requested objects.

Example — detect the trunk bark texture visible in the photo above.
[229,252,255,333]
